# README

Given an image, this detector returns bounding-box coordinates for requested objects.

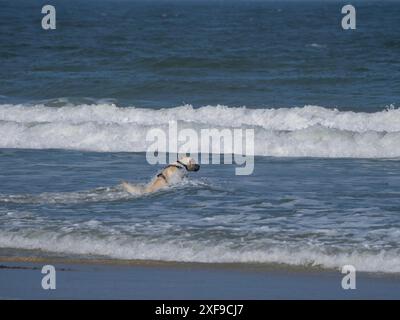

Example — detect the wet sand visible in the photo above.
[0,258,399,299]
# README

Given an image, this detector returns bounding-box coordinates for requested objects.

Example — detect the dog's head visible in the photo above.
[177,156,200,172]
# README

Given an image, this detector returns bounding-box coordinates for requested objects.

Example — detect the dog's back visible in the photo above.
[121,156,199,195]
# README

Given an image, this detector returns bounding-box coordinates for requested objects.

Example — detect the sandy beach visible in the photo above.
[1,258,399,300]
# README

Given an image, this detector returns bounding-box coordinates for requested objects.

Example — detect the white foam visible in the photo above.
[0,231,399,273]
[1,103,400,157]
[0,186,133,204]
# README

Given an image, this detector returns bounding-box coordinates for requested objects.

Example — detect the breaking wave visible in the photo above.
[1,103,400,158]
[0,231,399,273]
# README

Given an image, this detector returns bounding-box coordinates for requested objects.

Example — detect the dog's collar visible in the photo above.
[165,163,185,171]
[176,160,188,171]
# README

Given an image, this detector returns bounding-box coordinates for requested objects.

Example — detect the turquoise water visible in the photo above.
[0,0,400,273]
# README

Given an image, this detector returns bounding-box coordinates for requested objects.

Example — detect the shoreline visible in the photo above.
[0,255,331,273]
[1,259,400,299]
[0,254,398,278]
[1,253,400,279]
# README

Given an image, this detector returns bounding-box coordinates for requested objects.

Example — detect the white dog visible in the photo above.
[121,156,200,194]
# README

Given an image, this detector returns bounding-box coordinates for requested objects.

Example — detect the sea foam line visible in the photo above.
[0,103,400,157]
[0,232,399,273]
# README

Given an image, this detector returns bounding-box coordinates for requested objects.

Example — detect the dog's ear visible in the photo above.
[178,156,190,165]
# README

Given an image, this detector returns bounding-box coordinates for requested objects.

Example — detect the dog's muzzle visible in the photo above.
[189,164,200,172]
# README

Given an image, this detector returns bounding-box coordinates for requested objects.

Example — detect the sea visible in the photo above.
[0,0,399,274]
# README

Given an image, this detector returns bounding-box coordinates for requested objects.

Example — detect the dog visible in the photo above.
[121,156,200,194]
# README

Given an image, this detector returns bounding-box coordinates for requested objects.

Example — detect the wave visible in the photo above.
[1,103,400,157]
[0,179,210,204]
[307,43,327,49]
[0,187,132,205]
[0,231,399,273]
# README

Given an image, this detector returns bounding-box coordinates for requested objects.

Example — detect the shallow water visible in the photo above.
[1,149,400,273]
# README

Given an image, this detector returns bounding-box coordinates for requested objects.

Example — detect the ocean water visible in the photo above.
[0,0,400,273]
